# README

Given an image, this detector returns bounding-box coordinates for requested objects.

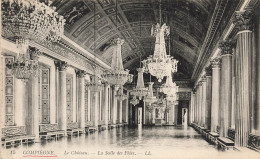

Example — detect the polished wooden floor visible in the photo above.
[2,126,258,159]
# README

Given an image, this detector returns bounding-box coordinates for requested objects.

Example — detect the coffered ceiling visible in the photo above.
[50,0,217,80]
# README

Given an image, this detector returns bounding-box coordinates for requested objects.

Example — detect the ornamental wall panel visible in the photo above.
[4,57,14,126]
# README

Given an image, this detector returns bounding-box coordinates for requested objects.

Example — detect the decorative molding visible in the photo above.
[210,57,221,68]
[205,65,212,76]
[29,46,42,60]
[218,40,235,55]
[177,92,191,100]
[54,60,68,71]
[233,10,254,32]
[76,70,87,78]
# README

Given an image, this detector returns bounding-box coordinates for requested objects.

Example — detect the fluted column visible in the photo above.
[112,85,119,125]
[76,70,86,129]
[125,91,129,123]
[191,91,196,123]
[201,76,207,127]
[233,10,253,147]
[30,48,41,140]
[104,83,109,129]
[210,57,221,132]
[195,87,199,124]
[93,92,99,128]
[55,61,68,133]
[119,101,123,124]
[205,66,212,130]
[219,40,233,137]
[198,82,203,126]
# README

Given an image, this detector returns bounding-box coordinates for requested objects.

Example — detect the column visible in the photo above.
[54,61,68,133]
[198,82,203,126]
[201,76,207,127]
[14,79,26,126]
[210,57,221,132]
[93,92,99,128]
[152,107,155,124]
[76,70,86,129]
[119,100,123,124]
[143,101,146,125]
[219,40,233,137]
[30,48,41,140]
[104,83,109,129]
[112,85,119,125]
[233,10,253,146]
[205,65,212,130]
[193,91,196,123]
[125,91,129,123]
[0,54,4,129]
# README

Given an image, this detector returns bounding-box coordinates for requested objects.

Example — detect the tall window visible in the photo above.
[40,65,50,124]
[66,75,73,123]
[5,57,15,126]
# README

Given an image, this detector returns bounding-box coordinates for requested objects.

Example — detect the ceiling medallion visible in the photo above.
[101,38,133,86]
[130,95,139,106]
[130,68,149,99]
[142,23,178,82]
[2,0,65,82]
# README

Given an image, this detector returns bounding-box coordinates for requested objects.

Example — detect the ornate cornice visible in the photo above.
[218,40,235,55]
[210,57,221,68]
[76,70,87,78]
[233,10,254,32]
[54,60,68,71]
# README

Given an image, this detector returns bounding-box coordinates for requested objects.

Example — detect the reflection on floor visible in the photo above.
[1,126,259,159]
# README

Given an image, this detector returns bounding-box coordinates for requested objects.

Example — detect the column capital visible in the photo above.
[76,70,87,78]
[218,40,235,56]
[103,82,110,88]
[205,65,212,76]
[201,75,207,82]
[54,60,68,71]
[113,84,119,91]
[210,57,221,68]
[233,10,254,32]
[29,46,42,60]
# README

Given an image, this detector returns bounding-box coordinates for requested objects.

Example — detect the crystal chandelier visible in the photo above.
[2,0,65,81]
[143,82,157,104]
[146,103,154,113]
[130,68,148,99]
[142,23,178,82]
[130,95,139,106]
[116,86,127,101]
[160,73,178,96]
[87,67,103,92]
[86,3,103,92]
[101,38,133,86]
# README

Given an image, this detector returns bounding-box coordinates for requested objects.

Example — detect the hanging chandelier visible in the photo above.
[87,67,103,92]
[143,82,157,104]
[130,68,148,99]
[146,103,154,113]
[116,86,127,101]
[2,0,65,81]
[160,73,178,96]
[130,95,139,106]
[142,23,178,82]
[101,0,133,86]
[86,2,103,92]
[101,38,133,86]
